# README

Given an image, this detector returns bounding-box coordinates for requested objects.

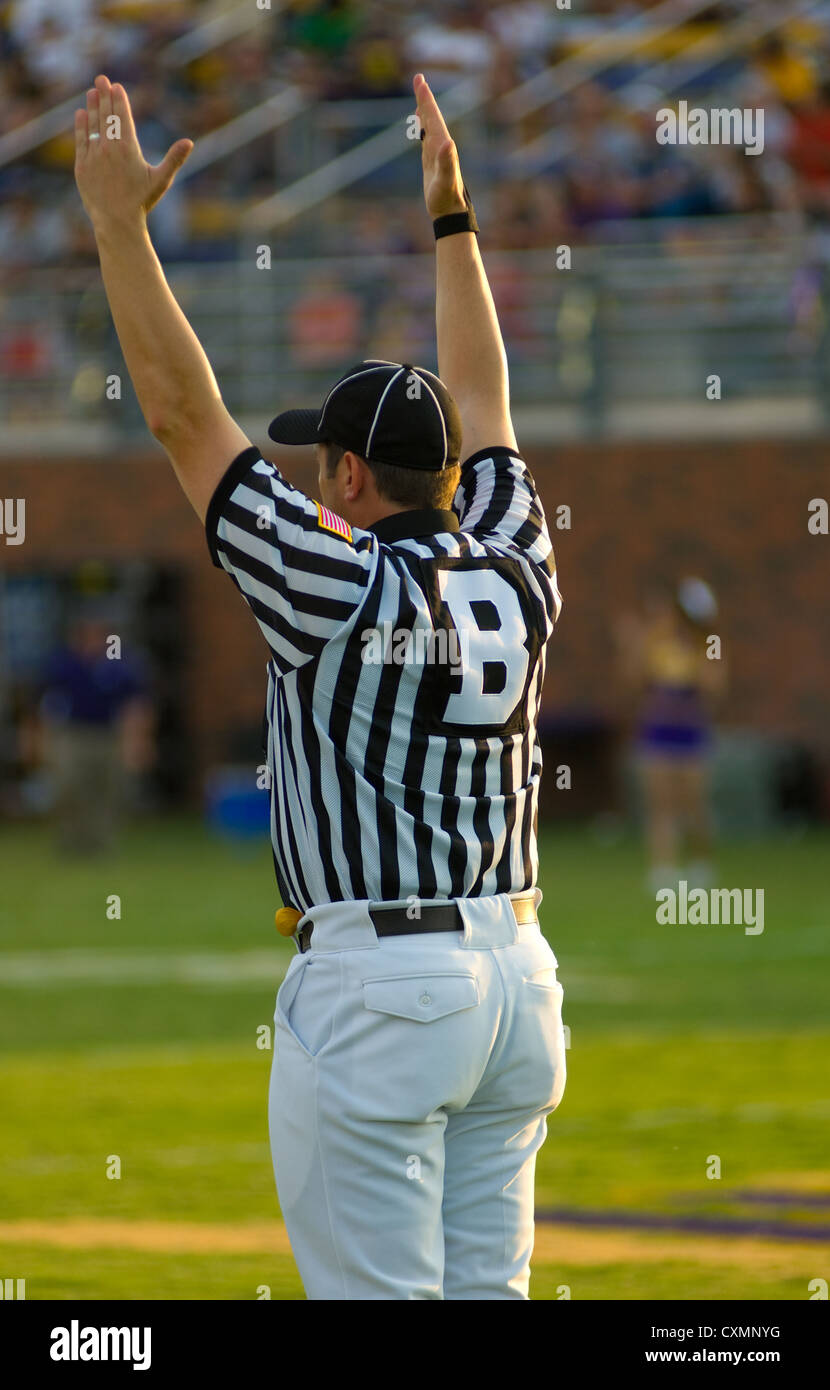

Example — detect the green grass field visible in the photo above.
[1,818,827,1300]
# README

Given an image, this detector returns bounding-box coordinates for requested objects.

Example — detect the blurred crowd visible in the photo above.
[3,0,830,272]
[3,0,830,414]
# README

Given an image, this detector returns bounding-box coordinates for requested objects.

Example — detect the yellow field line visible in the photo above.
[0,1219,293,1256]
[0,1218,821,1275]
[531,1224,820,1273]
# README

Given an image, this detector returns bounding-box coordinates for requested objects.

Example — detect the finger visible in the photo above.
[74,107,88,158]
[162,138,194,177]
[413,75,432,139]
[414,73,451,142]
[413,73,426,130]
[86,87,100,140]
[111,82,138,145]
[437,139,456,172]
[150,138,193,198]
[95,74,113,133]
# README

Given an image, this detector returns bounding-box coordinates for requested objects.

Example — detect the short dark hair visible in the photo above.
[320,440,461,511]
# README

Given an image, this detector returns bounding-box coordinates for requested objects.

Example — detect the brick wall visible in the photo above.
[2,436,828,786]
[526,437,830,755]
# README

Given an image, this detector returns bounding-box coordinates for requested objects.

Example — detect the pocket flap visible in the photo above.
[525,966,560,989]
[362,972,479,1023]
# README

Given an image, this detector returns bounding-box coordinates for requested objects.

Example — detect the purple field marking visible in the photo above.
[535,1207,830,1241]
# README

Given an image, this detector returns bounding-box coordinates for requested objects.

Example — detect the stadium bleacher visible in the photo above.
[3,0,830,436]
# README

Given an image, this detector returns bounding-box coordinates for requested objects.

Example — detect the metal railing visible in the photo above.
[247,0,722,230]
[1,217,824,451]
[512,0,823,173]
[500,0,722,122]
[0,0,280,170]
[0,0,721,221]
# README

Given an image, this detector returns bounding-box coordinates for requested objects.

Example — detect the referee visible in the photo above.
[75,71,566,1300]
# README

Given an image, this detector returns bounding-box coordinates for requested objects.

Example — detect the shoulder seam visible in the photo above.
[205,445,267,567]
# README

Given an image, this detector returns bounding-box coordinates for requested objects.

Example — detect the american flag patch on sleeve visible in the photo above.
[315,501,353,543]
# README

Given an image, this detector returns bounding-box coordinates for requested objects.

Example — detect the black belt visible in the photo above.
[297,896,537,953]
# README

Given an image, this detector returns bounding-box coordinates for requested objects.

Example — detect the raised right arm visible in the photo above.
[414,73,559,596]
[414,73,517,460]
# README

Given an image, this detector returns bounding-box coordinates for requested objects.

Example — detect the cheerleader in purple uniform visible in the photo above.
[619,579,725,892]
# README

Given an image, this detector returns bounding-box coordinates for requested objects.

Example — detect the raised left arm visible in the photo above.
[75,75,250,520]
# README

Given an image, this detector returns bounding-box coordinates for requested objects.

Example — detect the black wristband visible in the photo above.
[433,186,479,239]
[434,210,478,238]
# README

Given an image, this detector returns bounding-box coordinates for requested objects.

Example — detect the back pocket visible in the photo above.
[362,972,479,1023]
[276,955,339,1059]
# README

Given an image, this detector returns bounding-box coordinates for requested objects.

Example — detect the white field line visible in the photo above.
[0,950,637,999]
[2,1141,270,1176]
[0,949,290,987]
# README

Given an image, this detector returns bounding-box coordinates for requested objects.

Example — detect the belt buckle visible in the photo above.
[510,894,538,927]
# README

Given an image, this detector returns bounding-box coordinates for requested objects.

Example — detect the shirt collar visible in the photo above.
[368,508,460,543]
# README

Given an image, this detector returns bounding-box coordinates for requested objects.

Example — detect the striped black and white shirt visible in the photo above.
[206,444,562,910]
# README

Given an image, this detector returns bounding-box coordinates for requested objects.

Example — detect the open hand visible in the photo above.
[74,75,193,229]
[413,73,467,220]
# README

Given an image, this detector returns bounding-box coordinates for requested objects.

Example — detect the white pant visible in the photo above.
[268,890,566,1300]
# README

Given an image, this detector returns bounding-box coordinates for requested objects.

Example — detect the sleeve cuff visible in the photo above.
[205,445,265,568]
[460,444,525,474]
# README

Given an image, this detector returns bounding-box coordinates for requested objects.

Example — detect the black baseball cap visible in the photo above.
[268,360,462,472]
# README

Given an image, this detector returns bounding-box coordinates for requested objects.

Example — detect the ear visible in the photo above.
[342,451,369,502]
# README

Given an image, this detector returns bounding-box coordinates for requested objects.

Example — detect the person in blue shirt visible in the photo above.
[40,611,152,853]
